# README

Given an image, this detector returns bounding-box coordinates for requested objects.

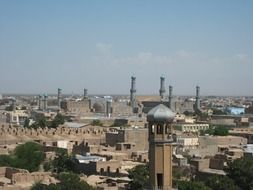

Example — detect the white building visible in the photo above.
[6,110,28,125]
[177,123,209,133]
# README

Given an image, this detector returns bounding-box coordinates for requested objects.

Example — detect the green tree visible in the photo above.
[201,126,228,136]
[177,181,211,190]
[23,118,30,128]
[51,153,79,174]
[128,164,149,190]
[0,155,12,167]
[13,142,45,172]
[205,175,240,190]
[213,126,229,136]
[31,183,60,190]
[37,116,47,128]
[57,172,94,190]
[200,126,215,135]
[173,166,191,180]
[5,104,14,111]
[212,109,227,115]
[49,114,65,128]
[226,157,253,190]
[91,119,103,126]
[0,142,45,172]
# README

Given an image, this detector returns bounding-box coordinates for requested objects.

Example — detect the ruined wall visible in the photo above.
[12,172,51,184]
[0,124,107,146]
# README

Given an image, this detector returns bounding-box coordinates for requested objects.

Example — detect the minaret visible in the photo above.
[147,104,175,190]
[43,94,48,110]
[12,99,16,111]
[195,86,200,111]
[106,100,112,117]
[57,88,62,108]
[159,76,166,100]
[38,95,42,110]
[168,85,173,109]
[84,88,88,99]
[130,76,136,108]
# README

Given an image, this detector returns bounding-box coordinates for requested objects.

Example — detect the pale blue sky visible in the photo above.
[0,0,252,95]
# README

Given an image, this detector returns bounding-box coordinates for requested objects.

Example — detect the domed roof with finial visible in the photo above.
[147,104,175,122]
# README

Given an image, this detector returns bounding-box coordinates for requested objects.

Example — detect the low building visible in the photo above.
[106,128,148,151]
[177,136,199,152]
[0,167,54,189]
[229,128,253,144]
[5,110,28,126]
[174,123,209,133]
[76,154,121,176]
[61,99,90,113]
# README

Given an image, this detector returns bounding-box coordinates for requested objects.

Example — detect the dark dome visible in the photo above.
[93,102,105,113]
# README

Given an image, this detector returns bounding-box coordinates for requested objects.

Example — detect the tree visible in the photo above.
[213,126,229,136]
[173,166,191,180]
[91,119,103,126]
[212,109,227,115]
[128,164,149,190]
[31,183,60,190]
[201,126,228,136]
[200,126,215,136]
[0,155,12,167]
[0,142,45,172]
[177,181,211,190]
[205,175,240,190]
[57,172,94,190]
[49,114,65,128]
[13,142,45,172]
[51,153,79,174]
[226,157,253,190]
[5,104,14,111]
[23,118,30,128]
[30,115,48,129]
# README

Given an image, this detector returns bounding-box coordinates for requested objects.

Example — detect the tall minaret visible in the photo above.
[168,85,173,109]
[147,104,175,190]
[84,88,88,99]
[38,95,42,110]
[195,85,200,111]
[130,76,136,108]
[106,100,112,117]
[57,88,62,108]
[43,94,48,110]
[159,76,166,100]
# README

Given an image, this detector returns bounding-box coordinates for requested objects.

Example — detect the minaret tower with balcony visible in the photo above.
[147,104,175,190]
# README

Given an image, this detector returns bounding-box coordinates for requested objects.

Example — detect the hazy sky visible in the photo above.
[0,0,252,95]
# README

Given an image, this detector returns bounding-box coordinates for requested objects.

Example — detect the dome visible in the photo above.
[147,104,175,122]
[93,102,105,113]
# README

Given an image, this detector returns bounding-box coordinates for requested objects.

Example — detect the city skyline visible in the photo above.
[0,0,252,95]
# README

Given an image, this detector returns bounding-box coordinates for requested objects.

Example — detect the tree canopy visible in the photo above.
[205,175,240,190]
[128,164,149,190]
[0,142,45,172]
[50,152,80,174]
[177,181,211,190]
[49,113,65,128]
[30,113,65,129]
[91,119,103,126]
[200,126,229,136]
[226,157,253,190]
